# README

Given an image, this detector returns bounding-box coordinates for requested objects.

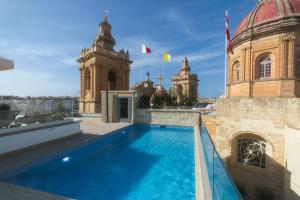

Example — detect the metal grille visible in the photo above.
[237,138,266,168]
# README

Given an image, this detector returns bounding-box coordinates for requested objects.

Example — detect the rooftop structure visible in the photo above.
[227,0,300,97]
[0,57,14,71]
[171,57,199,99]
[77,14,132,113]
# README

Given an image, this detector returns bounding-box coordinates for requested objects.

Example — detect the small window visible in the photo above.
[237,138,266,169]
[84,69,91,90]
[296,55,300,77]
[236,62,240,82]
[259,57,271,78]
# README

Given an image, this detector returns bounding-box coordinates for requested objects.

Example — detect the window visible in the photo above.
[108,71,117,90]
[297,55,300,77]
[237,138,266,168]
[191,84,195,98]
[259,57,271,78]
[84,69,91,90]
[236,62,240,82]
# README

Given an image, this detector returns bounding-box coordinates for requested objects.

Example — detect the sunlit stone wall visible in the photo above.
[216,97,300,200]
[135,109,201,127]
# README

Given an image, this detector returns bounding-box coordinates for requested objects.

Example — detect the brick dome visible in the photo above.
[235,0,300,36]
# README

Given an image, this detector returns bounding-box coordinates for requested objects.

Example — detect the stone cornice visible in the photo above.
[77,46,132,64]
[228,77,300,86]
[232,16,300,48]
[281,33,296,41]
[171,77,199,82]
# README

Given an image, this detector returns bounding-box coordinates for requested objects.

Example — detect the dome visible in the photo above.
[234,0,300,36]
[93,15,116,50]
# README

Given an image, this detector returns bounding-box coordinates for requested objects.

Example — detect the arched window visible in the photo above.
[296,55,300,77]
[108,71,117,90]
[84,69,91,90]
[177,84,183,96]
[237,138,266,168]
[259,57,271,78]
[235,62,240,82]
[191,84,195,98]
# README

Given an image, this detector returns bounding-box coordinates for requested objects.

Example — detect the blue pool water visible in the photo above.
[3,125,195,200]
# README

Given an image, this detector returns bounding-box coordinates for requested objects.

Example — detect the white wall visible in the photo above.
[0,120,80,155]
[285,126,300,200]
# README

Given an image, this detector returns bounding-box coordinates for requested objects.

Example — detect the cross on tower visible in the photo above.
[146,72,150,81]
[158,75,164,86]
[104,9,109,16]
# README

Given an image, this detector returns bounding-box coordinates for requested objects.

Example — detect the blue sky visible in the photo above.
[0,0,257,97]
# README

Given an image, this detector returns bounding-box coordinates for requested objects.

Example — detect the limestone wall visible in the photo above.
[216,97,300,200]
[135,109,200,126]
[201,114,216,142]
[228,31,300,98]
[285,126,300,200]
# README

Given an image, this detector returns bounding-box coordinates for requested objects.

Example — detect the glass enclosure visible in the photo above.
[201,126,243,200]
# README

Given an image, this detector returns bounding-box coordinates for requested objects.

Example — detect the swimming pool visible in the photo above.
[2,125,195,200]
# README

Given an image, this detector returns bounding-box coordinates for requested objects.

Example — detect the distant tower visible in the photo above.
[77,14,132,113]
[171,57,199,99]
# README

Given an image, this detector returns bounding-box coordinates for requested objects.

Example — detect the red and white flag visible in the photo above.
[225,11,233,54]
[142,44,151,54]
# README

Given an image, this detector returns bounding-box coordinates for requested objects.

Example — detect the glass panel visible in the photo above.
[259,57,271,78]
[259,63,265,78]
[265,63,271,77]
[236,63,240,82]
[201,127,242,200]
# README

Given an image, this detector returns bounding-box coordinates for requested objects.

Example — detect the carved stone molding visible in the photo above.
[281,33,296,42]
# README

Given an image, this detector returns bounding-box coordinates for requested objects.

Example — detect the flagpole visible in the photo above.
[225,10,228,98]
[141,57,143,81]
[163,61,165,86]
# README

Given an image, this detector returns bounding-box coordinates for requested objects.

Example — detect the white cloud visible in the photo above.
[0,39,80,61]
[61,57,78,66]
[116,37,175,69]
[116,36,223,71]
[162,9,222,41]
[173,51,223,63]
[0,38,80,96]
[0,68,79,96]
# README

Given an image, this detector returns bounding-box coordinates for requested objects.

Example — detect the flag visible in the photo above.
[163,53,171,62]
[225,11,233,54]
[142,44,151,54]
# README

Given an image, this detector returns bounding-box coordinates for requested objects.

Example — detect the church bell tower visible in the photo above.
[77,14,132,113]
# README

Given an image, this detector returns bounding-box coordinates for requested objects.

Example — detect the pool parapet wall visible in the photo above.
[135,109,201,126]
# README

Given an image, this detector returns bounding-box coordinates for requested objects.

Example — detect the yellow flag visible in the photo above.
[163,53,171,62]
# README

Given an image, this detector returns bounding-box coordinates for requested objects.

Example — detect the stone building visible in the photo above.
[213,1,300,200]
[171,57,198,99]
[227,0,300,97]
[77,15,132,113]
[131,72,155,97]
